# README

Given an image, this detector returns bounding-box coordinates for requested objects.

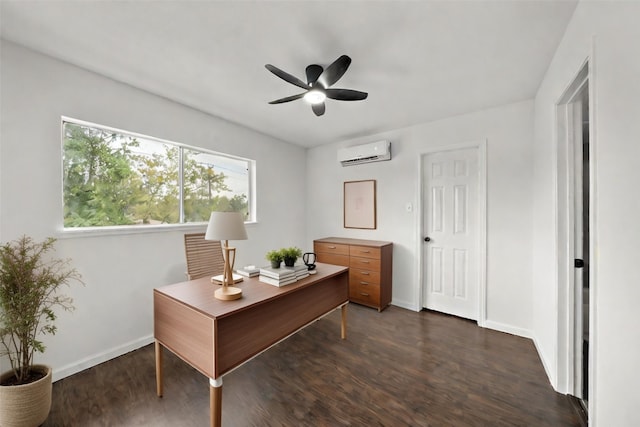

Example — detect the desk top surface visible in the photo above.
[154,262,348,319]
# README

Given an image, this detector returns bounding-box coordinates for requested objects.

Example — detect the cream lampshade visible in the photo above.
[205,211,248,301]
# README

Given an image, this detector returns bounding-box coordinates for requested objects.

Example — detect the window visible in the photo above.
[62,119,253,229]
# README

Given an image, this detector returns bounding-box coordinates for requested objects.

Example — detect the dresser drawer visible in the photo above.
[349,269,380,286]
[349,256,381,271]
[349,281,380,305]
[317,252,349,267]
[349,245,381,259]
[314,242,349,256]
[314,237,392,312]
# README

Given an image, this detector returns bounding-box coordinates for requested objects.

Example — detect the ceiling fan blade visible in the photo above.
[317,55,351,88]
[265,64,309,90]
[325,88,368,101]
[268,93,306,104]
[305,64,323,85]
[312,102,326,116]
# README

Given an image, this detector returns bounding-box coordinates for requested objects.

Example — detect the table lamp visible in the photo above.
[205,211,248,300]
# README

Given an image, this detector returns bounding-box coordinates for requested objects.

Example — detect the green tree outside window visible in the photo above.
[62,121,250,228]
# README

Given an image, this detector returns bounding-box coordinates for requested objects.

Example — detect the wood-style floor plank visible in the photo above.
[44,305,581,426]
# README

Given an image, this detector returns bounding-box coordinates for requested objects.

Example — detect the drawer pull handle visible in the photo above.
[360,281,370,285]
[360,250,371,253]
[360,271,370,275]
[360,260,370,264]
[360,292,370,297]
[328,245,336,249]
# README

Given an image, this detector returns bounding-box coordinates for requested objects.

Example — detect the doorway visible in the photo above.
[576,88,590,406]
[556,62,591,413]
[421,142,486,323]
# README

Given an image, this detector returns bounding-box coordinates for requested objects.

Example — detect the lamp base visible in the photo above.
[215,286,242,301]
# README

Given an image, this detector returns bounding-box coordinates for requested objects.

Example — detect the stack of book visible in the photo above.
[284,264,309,281]
[258,266,297,287]
[236,265,260,278]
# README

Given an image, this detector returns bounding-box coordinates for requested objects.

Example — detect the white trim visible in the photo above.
[587,36,598,424]
[484,320,532,339]
[415,159,425,312]
[417,140,488,325]
[52,334,154,382]
[550,107,560,390]
[178,147,185,224]
[390,299,418,312]
[57,220,259,239]
[552,50,596,419]
[554,83,580,395]
[59,116,256,233]
[533,335,555,387]
[477,141,488,326]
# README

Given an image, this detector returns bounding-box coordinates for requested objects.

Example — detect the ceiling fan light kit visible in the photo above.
[265,55,368,116]
[304,89,326,105]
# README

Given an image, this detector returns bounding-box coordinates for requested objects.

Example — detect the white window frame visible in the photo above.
[60,117,256,237]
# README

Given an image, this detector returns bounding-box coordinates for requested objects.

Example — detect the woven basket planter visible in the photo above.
[0,365,52,427]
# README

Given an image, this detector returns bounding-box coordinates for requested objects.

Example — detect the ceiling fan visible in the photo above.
[265,55,368,117]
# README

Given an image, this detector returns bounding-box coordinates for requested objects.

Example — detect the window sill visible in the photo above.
[57,221,258,239]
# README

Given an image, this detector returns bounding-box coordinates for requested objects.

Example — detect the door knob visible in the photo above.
[424,237,431,242]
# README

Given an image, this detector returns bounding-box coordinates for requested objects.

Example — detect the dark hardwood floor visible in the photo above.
[44,304,581,426]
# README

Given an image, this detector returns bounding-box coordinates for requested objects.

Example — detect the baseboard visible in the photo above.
[532,334,557,390]
[390,299,419,312]
[483,319,532,339]
[52,334,154,382]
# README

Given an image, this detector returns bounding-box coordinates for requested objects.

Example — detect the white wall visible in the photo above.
[532,2,640,425]
[306,100,534,336]
[0,41,308,380]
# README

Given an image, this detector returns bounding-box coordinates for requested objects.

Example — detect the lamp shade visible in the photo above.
[205,211,248,241]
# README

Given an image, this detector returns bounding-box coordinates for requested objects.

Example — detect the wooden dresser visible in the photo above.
[313,237,393,311]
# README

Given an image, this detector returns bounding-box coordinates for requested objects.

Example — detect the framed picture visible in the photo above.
[344,180,376,229]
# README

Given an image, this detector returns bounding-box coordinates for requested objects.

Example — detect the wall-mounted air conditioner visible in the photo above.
[337,140,391,166]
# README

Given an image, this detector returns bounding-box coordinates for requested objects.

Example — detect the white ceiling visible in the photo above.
[0,0,577,148]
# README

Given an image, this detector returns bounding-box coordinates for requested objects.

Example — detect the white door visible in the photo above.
[422,148,479,320]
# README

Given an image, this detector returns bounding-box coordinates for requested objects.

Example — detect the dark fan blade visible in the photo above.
[317,55,351,88]
[268,93,306,104]
[325,88,368,101]
[312,102,325,116]
[265,64,309,90]
[305,64,323,85]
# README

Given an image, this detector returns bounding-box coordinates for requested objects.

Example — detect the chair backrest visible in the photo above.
[184,233,225,280]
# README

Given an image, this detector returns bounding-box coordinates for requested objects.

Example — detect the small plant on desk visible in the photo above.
[281,246,302,267]
[265,249,283,268]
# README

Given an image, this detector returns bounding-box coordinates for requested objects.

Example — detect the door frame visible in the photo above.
[554,58,596,411]
[417,140,487,327]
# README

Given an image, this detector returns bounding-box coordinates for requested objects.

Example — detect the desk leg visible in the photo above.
[210,377,223,427]
[155,340,163,397]
[341,303,348,340]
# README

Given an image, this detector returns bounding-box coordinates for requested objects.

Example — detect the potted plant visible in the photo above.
[0,236,82,427]
[281,246,302,267]
[265,249,283,268]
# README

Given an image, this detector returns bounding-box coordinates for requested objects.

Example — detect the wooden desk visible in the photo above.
[154,263,349,427]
